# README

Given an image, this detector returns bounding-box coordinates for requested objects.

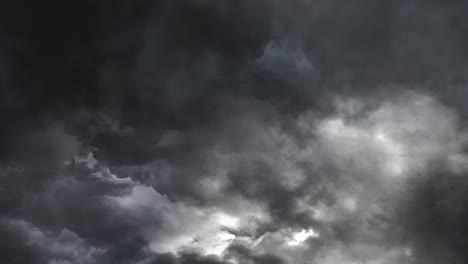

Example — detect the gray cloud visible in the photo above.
[2,1,468,263]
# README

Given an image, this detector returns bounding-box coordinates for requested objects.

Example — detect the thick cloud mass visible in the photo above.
[2,1,468,263]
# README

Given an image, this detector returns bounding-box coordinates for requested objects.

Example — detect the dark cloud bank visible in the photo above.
[2,1,468,263]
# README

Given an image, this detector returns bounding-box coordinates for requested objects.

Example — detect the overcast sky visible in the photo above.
[2,1,468,264]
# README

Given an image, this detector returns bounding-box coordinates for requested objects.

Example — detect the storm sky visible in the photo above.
[2,1,468,264]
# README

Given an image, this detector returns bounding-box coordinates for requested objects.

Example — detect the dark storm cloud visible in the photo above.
[3,0,468,124]
[0,218,107,264]
[386,167,468,264]
[3,1,468,264]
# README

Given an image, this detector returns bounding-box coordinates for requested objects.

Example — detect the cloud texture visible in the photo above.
[2,1,468,263]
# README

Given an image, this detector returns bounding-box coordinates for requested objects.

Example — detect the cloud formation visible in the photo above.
[3,1,468,263]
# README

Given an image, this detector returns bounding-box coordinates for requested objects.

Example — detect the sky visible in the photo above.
[2,1,468,264]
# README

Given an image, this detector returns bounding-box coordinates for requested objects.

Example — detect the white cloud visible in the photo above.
[314,92,467,180]
[111,185,268,256]
[286,228,319,246]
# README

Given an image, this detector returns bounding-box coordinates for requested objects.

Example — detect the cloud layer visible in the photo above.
[2,1,468,263]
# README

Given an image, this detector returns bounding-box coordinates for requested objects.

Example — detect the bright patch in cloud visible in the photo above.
[316,93,468,180]
[214,212,240,229]
[373,128,406,176]
[341,196,358,212]
[286,228,319,246]
[200,231,237,256]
